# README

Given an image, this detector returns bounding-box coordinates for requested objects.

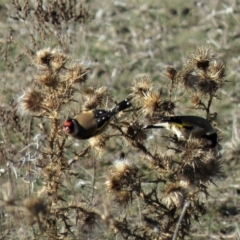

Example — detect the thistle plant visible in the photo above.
[0,46,226,239]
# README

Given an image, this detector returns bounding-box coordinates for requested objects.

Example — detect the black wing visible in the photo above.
[93,109,114,129]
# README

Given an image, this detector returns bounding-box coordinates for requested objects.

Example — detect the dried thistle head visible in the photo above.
[162,183,186,208]
[88,134,107,156]
[179,47,226,96]
[35,48,68,71]
[106,159,139,192]
[179,138,208,165]
[66,63,90,84]
[130,74,153,98]
[50,49,68,70]
[82,86,109,110]
[17,88,44,116]
[142,90,161,114]
[207,60,225,82]
[37,71,59,88]
[112,159,138,179]
[199,153,223,180]
[179,139,222,183]
[35,48,53,67]
[176,66,198,89]
[197,75,218,95]
[82,96,99,110]
[188,46,211,70]
[140,90,175,117]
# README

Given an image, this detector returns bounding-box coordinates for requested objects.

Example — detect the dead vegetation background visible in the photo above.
[0,0,240,239]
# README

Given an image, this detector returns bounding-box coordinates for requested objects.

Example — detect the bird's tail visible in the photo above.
[111,98,132,114]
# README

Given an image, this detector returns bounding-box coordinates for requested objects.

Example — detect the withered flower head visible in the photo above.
[207,60,225,81]
[67,63,90,84]
[180,137,206,160]
[82,97,99,110]
[141,90,162,117]
[162,183,186,208]
[199,152,223,180]
[188,46,211,70]
[112,159,137,175]
[197,77,218,95]
[105,159,138,192]
[88,134,107,156]
[35,48,68,70]
[50,49,68,70]
[37,72,58,87]
[140,91,175,116]
[131,74,153,98]
[82,86,109,110]
[17,88,44,116]
[35,48,53,66]
[177,66,198,89]
[179,138,222,183]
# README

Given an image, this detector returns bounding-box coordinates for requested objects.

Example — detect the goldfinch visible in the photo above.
[63,98,131,140]
[142,115,218,148]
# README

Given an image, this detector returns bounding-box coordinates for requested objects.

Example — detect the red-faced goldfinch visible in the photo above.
[142,115,218,148]
[63,98,131,140]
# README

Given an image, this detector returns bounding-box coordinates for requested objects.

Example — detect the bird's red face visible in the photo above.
[63,119,74,134]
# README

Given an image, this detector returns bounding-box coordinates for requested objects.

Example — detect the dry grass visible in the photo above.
[0,0,240,239]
